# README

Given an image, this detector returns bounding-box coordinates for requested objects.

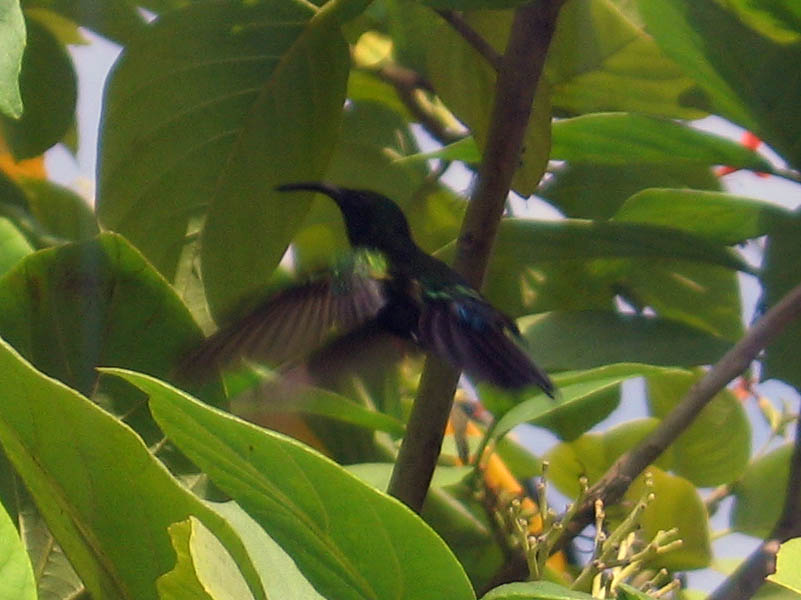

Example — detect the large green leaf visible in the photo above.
[0,0,24,119]
[96,0,352,317]
[0,233,224,441]
[426,10,551,195]
[0,495,36,600]
[538,162,721,220]
[614,189,790,244]
[520,311,732,371]
[725,0,801,42]
[625,467,711,570]
[647,371,750,486]
[732,444,793,538]
[547,0,704,118]
[550,113,774,170]
[113,369,477,600]
[638,0,801,168]
[0,339,264,600]
[1,18,76,159]
[759,213,801,391]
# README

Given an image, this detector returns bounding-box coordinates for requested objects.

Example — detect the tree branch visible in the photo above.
[436,10,504,73]
[555,280,801,549]
[707,409,801,600]
[388,0,566,512]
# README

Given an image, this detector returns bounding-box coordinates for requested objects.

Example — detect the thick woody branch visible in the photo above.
[556,280,801,550]
[388,0,566,512]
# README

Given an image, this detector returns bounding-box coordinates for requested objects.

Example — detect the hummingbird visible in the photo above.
[183,183,554,396]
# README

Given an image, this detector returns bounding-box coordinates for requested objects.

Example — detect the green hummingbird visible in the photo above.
[184,183,554,396]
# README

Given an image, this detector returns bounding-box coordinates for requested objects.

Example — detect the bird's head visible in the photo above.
[277,182,414,253]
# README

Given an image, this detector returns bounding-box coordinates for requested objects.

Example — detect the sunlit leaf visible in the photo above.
[0,0,25,119]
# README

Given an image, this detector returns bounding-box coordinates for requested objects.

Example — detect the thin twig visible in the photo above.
[707,410,801,600]
[387,0,567,512]
[555,280,801,550]
[436,10,504,72]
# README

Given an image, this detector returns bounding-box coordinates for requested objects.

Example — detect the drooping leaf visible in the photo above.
[550,113,774,171]
[114,369,477,600]
[520,311,732,371]
[0,0,25,119]
[96,0,352,317]
[547,0,705,119]
[638,0,801,168]
[614,189,790,244]
[0,340,264,600]
[0,233,225,443]
[1,18,76,159]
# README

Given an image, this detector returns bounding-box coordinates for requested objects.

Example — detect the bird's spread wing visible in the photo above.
[179,273,387,379]
[417,294,554,396]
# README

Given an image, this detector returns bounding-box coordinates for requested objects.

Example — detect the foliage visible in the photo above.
[0,0,799,599]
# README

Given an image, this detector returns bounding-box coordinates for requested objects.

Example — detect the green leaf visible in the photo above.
[96,1,350,317]
[113,369,477,600]
[426,10,551,195]
[0,496,36,600]
[1,18,76,158]
[0,340,264,600]
[0,233,225,438]
[760,214,801,392]
[732,444,792,538]
[481,580,594,599]
[768,538,801,594]
[626,467,712,570]
[647,371,750,486]
[614,189,790,245]
[538,162,721,220]
[209,501,326,600]
[544,418,669,497]
[725,0,801,43]
[638,0,801,168]
[547,0,705,119]
[17,178,98,242]
[23,0,145,44]
[399,136,481,165]
[0,0,24,118]
[158,517,255,600]
[550,113,774,171]
[520,311,732,371]
[0,217,32,276]
[491,365,685,441]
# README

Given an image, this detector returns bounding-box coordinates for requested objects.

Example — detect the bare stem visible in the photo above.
[387,0,566,512]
